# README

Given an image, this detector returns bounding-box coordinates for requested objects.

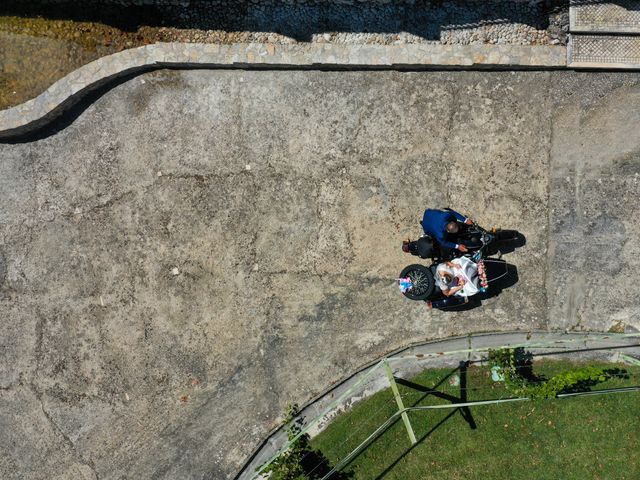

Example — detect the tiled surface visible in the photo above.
[569,34,640,68]
[570,0,640,33]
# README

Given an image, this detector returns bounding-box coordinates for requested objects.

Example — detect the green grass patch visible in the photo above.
[311,360,640,480]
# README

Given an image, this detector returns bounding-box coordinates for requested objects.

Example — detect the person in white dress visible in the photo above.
[435,256,480,298]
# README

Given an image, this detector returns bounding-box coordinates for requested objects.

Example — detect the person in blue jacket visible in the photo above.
[421,208,474,253]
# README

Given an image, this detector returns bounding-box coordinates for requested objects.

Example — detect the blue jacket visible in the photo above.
[421,208,468,250]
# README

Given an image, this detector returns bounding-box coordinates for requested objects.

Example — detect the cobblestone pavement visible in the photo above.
[1,70,639,479]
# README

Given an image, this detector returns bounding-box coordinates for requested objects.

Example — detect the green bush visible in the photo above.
[487,347,529,392]
[487,348,610,400]
[525,366,607,400]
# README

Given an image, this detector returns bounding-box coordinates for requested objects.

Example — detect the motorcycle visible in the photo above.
[398,222,520,305]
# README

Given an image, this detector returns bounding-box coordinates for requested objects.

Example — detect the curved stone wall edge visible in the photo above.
[0,42,566,139]
[235,330,640,479]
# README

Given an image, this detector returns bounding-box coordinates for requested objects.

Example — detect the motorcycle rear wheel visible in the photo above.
[399,264,435,301]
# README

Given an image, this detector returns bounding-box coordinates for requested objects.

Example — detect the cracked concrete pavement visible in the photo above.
[1,69,640,479]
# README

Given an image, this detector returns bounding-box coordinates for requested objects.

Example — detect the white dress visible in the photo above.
[435,257,480,297]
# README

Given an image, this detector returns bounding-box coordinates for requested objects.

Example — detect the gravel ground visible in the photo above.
[3,0,570,46]
[145,0,569,46]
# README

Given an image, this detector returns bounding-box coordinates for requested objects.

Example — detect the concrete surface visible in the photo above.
[1,69,639,479]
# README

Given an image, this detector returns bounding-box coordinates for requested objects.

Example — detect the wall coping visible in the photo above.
[0,42,567,139]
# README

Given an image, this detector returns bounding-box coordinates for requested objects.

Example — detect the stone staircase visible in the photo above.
[568,0,640,68]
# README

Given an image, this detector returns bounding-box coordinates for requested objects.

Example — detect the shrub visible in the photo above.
[487,347,529,392]
[487,348,610,400]
[525,366,607,400]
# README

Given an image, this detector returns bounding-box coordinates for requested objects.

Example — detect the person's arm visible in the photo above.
[449,209,473,225]
[442,282,465,297]
[434,230,460,250]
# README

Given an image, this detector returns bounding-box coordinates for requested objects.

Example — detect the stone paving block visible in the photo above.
[569,34,640,68]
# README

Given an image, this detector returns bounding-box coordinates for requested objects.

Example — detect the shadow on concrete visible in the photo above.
[486,231,527,256]
[0,69,155,144]
[1,0,566,42]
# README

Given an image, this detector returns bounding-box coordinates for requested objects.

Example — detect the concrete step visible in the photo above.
[569,34,640,68]
[570,0,640,34]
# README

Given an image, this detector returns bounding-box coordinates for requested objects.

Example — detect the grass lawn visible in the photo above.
[310,360,640,480]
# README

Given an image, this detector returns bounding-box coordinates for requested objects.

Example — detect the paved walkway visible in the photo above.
[1,69,639,479]
[569,34,640,68]
[0,0,568,111]
[3,1,640,139]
